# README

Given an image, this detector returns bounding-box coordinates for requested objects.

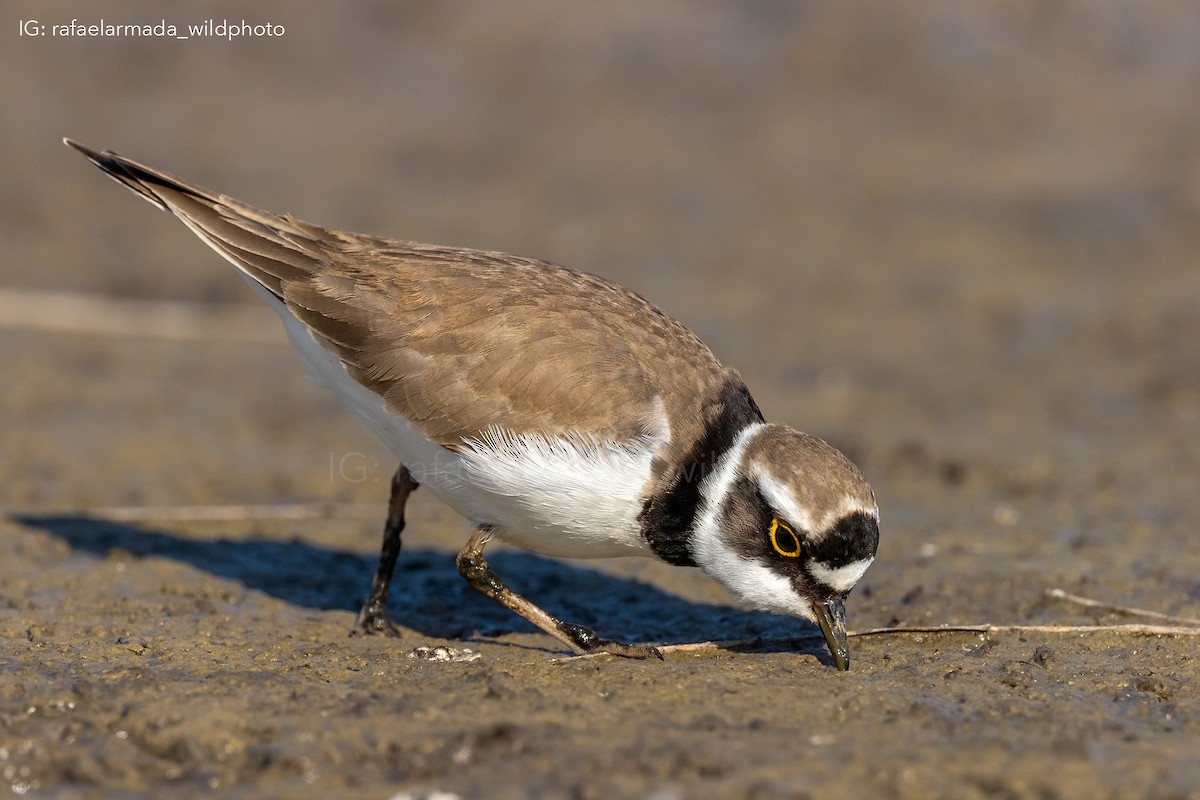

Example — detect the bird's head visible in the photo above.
[692,423,879,670]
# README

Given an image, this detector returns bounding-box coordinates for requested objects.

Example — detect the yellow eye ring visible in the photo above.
[769,518,801,558]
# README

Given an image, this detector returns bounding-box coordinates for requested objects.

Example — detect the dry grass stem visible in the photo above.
[1045,588,1200,627]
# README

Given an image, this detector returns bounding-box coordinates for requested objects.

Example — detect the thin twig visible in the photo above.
[557,624,1200,661]
[657,638,764,653]
[850,623,1200,637]
[553,638,769,663]
[1045,588,1200,627]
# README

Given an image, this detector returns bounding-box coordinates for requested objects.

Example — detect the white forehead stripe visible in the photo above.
[809,558,874,593]
[754,472,877,534]
[755,473,815,532]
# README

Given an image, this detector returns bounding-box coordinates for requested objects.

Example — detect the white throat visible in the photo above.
[687,424,816,619]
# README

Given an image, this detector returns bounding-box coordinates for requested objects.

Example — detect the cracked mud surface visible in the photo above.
[4,3,1200,798]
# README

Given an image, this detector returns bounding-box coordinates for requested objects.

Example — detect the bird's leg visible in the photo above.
[351,465,419,636]
[455,527,662,659]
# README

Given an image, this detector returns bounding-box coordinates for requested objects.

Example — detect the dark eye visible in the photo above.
[769,518,801,558]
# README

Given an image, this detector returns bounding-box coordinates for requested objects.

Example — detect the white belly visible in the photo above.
[269,294,660,559]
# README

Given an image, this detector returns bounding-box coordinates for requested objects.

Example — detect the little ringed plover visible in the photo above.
[66,139,879,669]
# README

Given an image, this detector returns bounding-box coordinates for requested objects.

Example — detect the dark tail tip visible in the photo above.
[64,138,117,170]
[64,138,172,212]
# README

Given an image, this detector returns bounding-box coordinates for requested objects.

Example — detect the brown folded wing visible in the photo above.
[66,141,739,454]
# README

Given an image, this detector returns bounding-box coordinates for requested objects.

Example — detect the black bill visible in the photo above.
[812,596,849,671]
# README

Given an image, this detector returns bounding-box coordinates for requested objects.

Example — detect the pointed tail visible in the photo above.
[64,138,329,301]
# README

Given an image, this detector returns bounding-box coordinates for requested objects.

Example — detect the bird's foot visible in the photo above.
[558,622,663,660]
[350,601,402,637]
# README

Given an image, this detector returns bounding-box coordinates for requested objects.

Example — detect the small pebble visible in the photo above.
[407,646,481,663]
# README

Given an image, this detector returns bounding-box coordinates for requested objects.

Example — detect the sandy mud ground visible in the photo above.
[3,3,1200,798]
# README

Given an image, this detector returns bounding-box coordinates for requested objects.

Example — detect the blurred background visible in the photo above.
[4,3,1200,796]
[3,0,1199,623]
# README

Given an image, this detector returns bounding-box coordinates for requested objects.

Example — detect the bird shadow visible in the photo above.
[11,513,831,662]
